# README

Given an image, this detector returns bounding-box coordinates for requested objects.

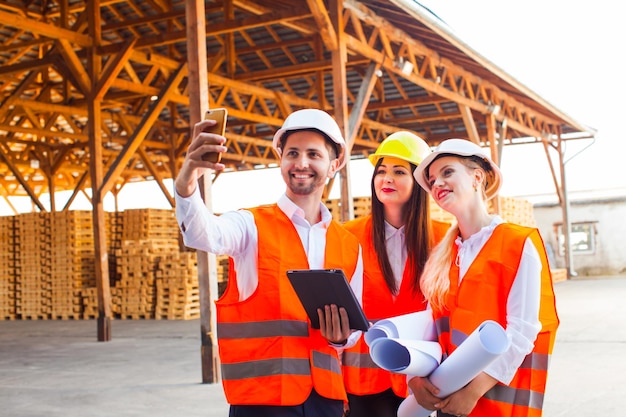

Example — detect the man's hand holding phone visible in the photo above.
[201,108,228,163]
[175,108,228,198]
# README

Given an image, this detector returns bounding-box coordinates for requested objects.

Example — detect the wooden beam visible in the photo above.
[347,61,380,148]
[0,56,55,76]
[235,58,333,81]
[486,112,499,165]
[100,62,187,197]
[307,0,338,51]
[486,112,499,213]
[62,169,89,211]
[56,38,92,95]
[232,0,316,34]
[12,98,87,117]
[0,9,93,47]
[94,39,137,100]
[0,143,46,211]
[460,104,480,144]
[87,0,113,343]
[135,146,174,208]
[186,0,220,384]
[329,0,353,221]
[498,118,508,162]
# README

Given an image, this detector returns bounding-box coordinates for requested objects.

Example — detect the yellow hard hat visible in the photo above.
[368,131,431,167]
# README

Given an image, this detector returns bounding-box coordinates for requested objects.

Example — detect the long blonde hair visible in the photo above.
[419,154,492,311]
[420,223,459,311]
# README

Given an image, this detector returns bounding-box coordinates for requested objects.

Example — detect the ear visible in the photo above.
[474,167,486,187]
[327,157,340,178]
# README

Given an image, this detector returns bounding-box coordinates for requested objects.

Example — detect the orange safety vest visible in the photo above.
[432,223,559,417]
[341,215,450,397]
[216,204,360,406]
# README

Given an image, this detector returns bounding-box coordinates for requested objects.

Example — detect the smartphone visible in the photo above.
[201,108,227,163]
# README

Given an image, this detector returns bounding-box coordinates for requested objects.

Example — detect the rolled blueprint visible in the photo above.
[364,310,437,347]
[397,320,511,417]
[369,338,442,376]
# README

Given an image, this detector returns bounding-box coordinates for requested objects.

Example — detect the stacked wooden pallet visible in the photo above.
[16,213,52,319]
[324,198,341,220]
[496,196,536,227]
[81,287,98,320]
[106,211,123,288]
[0,194,548,322]
[327,195,526,224]
[427,198,456,224]
[121,208,179,241]
[216,254,230,297]
[155,252,200,320]
[114,206,181,318]
[50,211,95,319]
[324,196,371,220]
[115,239,179,319]
[551,268,568,283]
[428,196,537,227]
[0,215,17,319]
[353,197,371,219]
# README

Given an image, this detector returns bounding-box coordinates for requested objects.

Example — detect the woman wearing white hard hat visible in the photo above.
[175,108,363,417]
[408,139,559,417]
[342,131,449,417]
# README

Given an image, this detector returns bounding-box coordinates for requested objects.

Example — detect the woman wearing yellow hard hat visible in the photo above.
[341,131,450,417]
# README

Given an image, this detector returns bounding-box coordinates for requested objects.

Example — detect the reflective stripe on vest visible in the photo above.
[216,204,360,406]
[312,350,342,375]
[342,351,379,369]
[217,320,308,339]
[433,224,558,416]
[222,357,311,380]
[221,350,342,381]
[484,384,545,410]
[448,325,549,411]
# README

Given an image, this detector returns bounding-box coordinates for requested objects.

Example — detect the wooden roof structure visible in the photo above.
[0,0,594,209]
[0,0,594,374]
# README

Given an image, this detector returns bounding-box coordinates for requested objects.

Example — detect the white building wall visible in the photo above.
[533,197,626,276]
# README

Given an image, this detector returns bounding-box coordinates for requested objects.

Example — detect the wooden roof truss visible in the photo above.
[0,0,592,211]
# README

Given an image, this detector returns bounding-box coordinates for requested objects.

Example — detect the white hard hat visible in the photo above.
[413,138,502,200]
[272,109,347,169]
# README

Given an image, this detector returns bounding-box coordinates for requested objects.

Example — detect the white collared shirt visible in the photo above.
[175,187,363,303]
[454,216,542,384]
[384,221,407,295]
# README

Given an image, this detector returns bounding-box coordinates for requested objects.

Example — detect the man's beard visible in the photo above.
[287,171,326,195]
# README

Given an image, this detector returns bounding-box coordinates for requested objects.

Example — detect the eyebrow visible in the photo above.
[285,146,325,154]
[427,163,451,178]
[379,162,410,168]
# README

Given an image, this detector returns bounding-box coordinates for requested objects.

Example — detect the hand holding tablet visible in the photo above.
[286,269,369,332]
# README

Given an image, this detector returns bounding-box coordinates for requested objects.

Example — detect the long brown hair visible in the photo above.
[370,159,433,295]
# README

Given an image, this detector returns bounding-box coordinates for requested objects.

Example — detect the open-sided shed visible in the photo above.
[0,0,594,379]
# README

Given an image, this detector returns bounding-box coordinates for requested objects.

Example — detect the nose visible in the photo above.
[431,176,444,188]
[295,155,310,169]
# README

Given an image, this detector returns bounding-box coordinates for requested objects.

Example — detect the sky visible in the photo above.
[1,0,623,215]
[421,0,624,201]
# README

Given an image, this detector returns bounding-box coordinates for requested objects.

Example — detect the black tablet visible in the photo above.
[286,269,369,332]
